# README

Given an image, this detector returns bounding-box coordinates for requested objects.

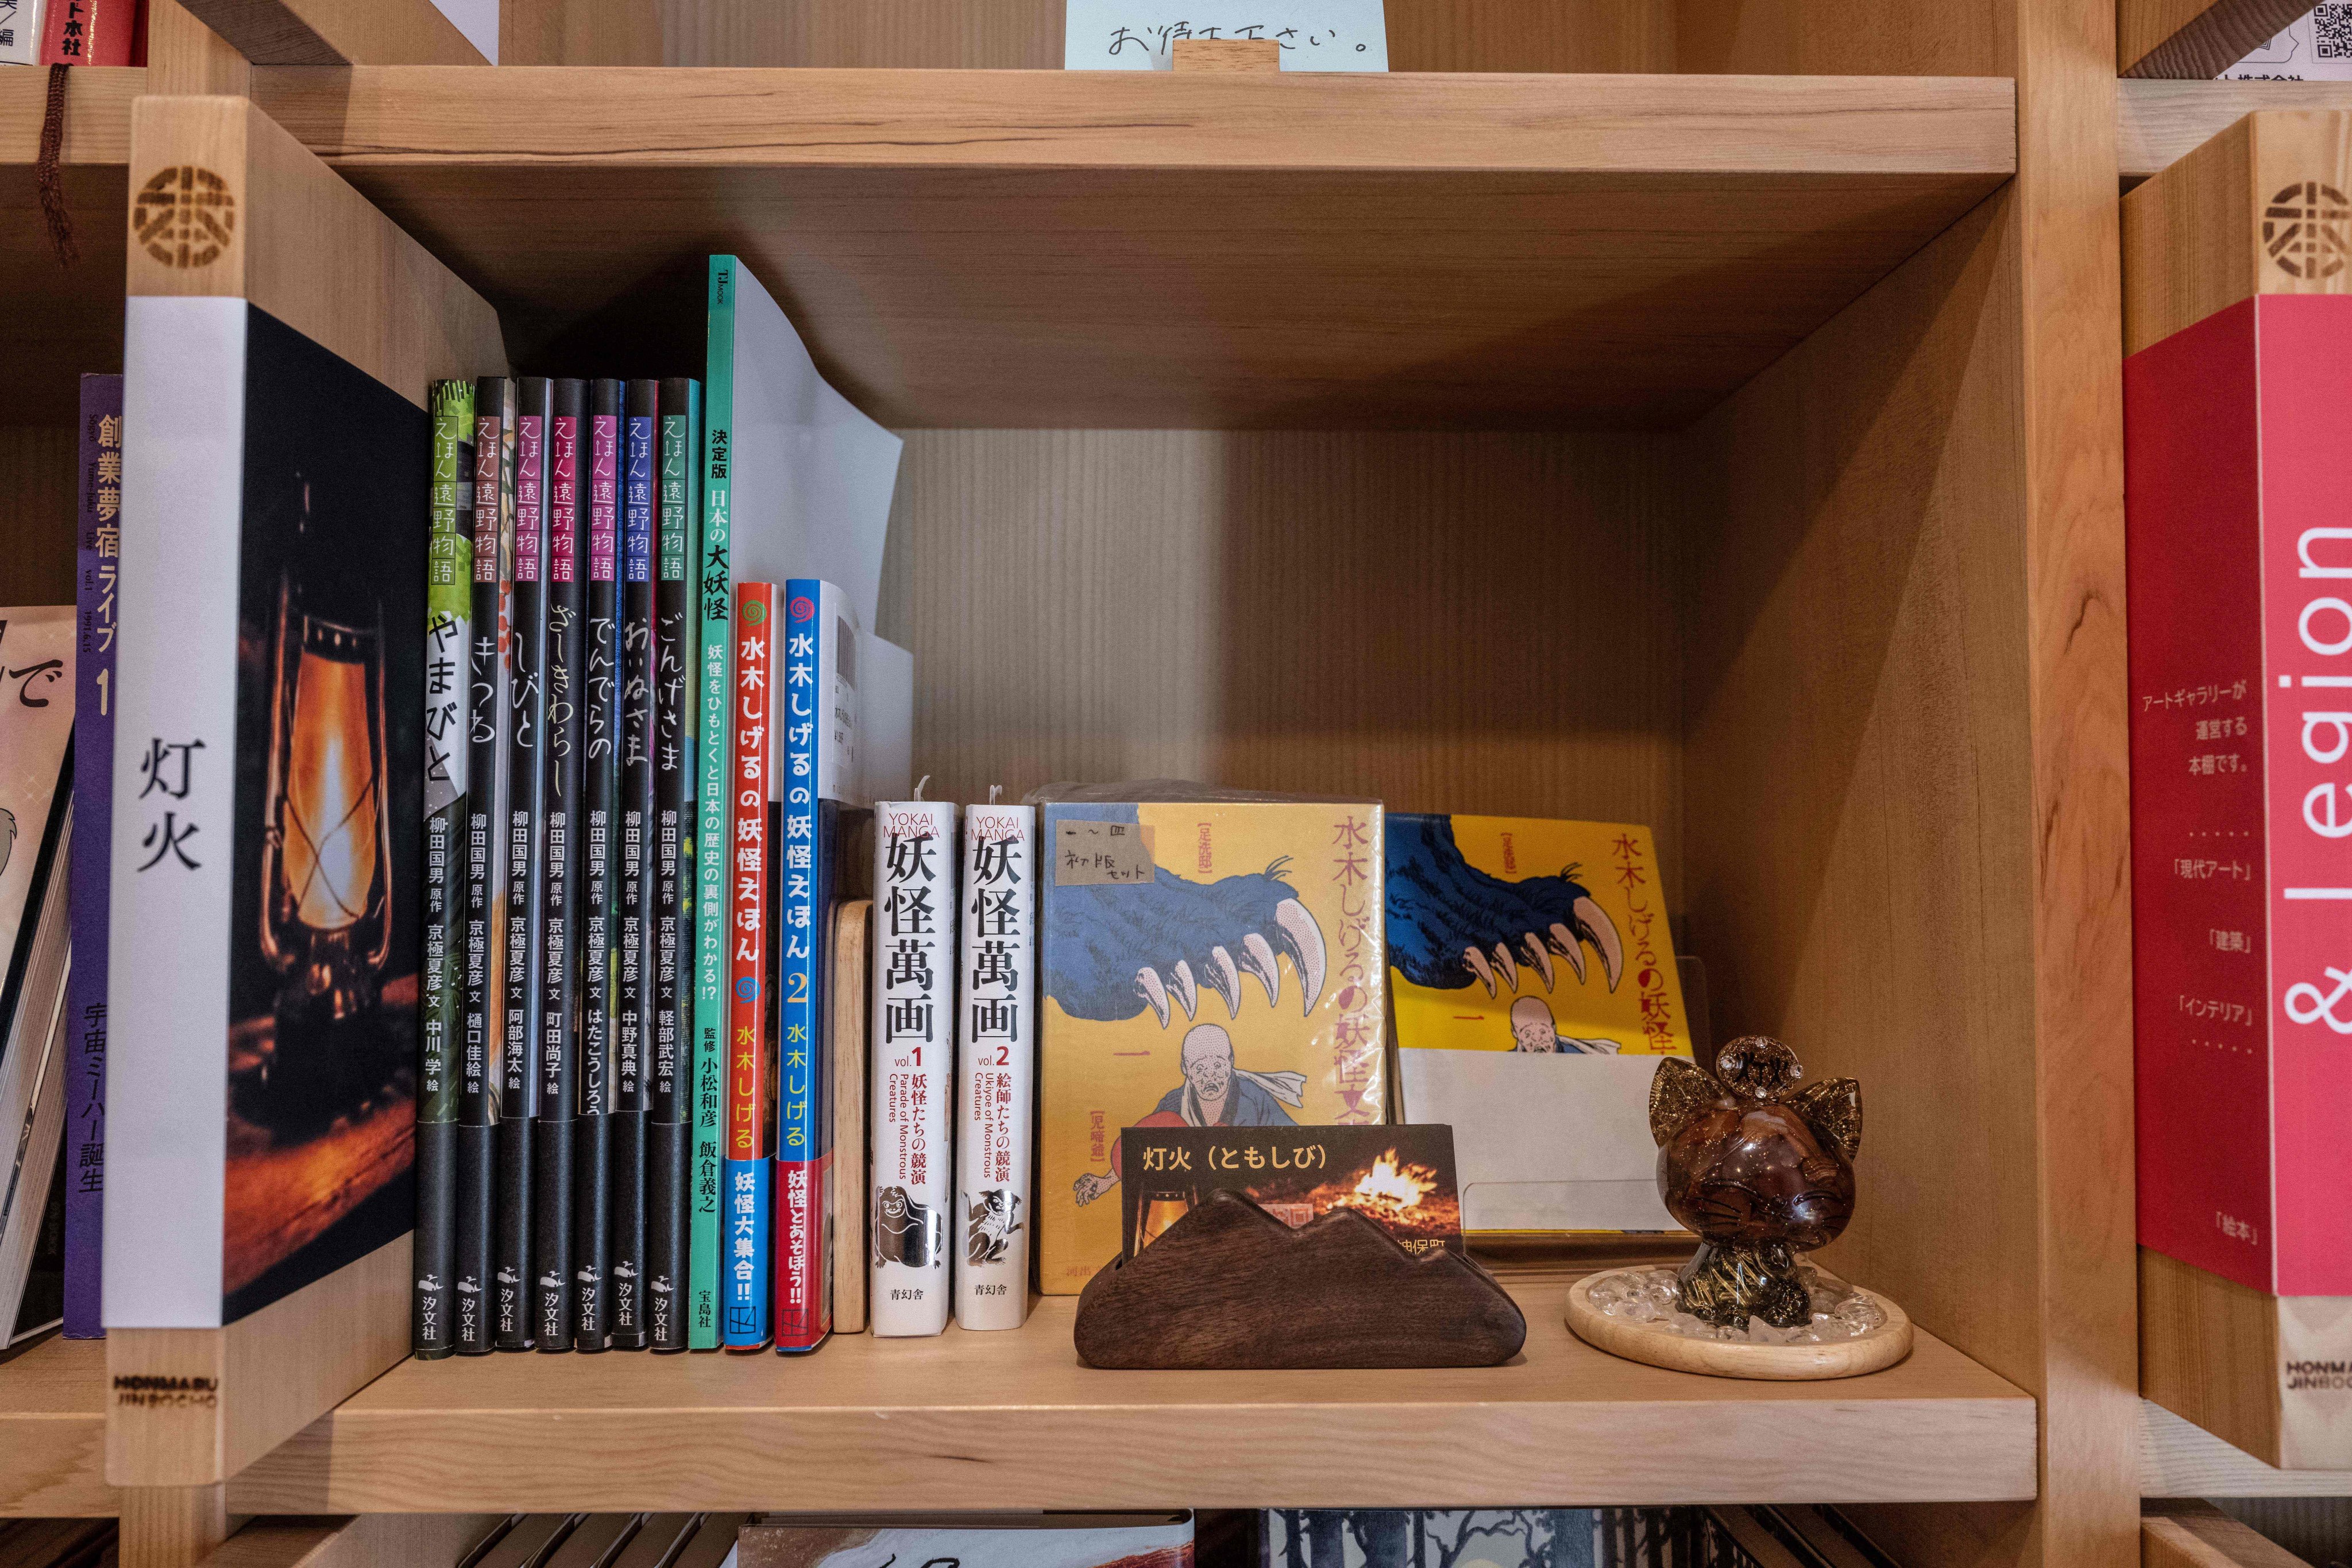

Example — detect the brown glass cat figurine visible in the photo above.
[1648,1036,1860,1329]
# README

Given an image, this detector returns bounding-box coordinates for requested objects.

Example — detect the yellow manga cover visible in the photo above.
[1385,814,1691,1057]
[1038,800,1385,1293]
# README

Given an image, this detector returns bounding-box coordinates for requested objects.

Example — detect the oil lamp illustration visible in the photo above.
[250,480,399,1131]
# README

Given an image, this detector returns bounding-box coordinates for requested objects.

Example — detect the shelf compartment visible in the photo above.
[248,67,2014,429]
[0,1335,115,1517]
[2,65,139,424]
[226,1272,2036,1515]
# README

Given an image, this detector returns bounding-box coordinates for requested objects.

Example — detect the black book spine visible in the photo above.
[611,379,659,1349]
[456,376,516,1356]
[573,380,624,1352]
[647,377,698,1351]
[495,377,551,1351]
[533,380,586,1352]
[416,380,473,1360]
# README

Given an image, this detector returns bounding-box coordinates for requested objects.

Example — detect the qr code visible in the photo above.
[2316,2,2352,59]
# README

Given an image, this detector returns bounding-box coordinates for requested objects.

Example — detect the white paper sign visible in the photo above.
[2222,6,2352,79]
[1063,1,1388,69]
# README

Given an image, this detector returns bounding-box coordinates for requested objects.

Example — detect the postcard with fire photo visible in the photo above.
[1117,1125,1461,1260]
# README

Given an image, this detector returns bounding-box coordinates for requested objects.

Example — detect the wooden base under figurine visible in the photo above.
[1565,1261,1913,1380]
[1072,1188,1525,1369]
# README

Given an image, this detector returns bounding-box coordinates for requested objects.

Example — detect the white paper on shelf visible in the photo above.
[1397,1049,1675,1233]
[2221,6,2352,78]
[721,268,904,635]
[429,0,498,63]
[1063,0,1388,69]
[856,632,913,807]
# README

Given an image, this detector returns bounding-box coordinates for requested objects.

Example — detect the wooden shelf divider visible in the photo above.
[2120,0,2311,78]
[0,1336,115,1517]
[2119,80,2352,183]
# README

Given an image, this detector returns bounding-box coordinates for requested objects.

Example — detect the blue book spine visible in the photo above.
[773,580,831,1352]
[65,373,122,1339]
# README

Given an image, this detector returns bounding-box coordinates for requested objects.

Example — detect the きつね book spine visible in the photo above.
[693,279,739,1351]
[573,380,624,1351]
[415,377,473,1359]
[64,373,122,1341]
[647,377,700,1351]
[457,375,517,1355]
[610,380,659,1348]
[495,378,551,1351]
[871,799,957,1337]
[532,379,586,1351]
[955,804,1034,1331]
[773,579,850,1353]
[723,583,774,1348]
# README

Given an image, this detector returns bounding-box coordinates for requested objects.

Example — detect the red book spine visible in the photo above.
[721,582,775,1346]
[42,0,137,65]
[2126,292,2352,1298]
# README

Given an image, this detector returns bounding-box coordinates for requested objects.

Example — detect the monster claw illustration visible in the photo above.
[1049,810,1332,1028]
[1389,816,1626,998]
[1136,966,1171,1028]
[1272,897,1326,1013]
[1206,945,1242,1018]
[1520,932,1555,991]
[1169,959,1198,1019]
[1571,895,1624,991]
[1241,932,1281,1008]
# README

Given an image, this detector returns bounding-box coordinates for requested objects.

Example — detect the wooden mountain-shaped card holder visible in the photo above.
[1072,1189,1525,1369]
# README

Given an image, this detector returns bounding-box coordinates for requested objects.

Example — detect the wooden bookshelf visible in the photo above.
[0,63,138,430]
[244,67,2014,428]
[2143,1400,2352,1499]
[2119,0,2310,76]
[2119,80,2352,181]
[224,1273,2036,1515]
[0,1337,114,1518]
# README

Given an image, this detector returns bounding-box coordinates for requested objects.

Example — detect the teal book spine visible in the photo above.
[690,260,737,1349]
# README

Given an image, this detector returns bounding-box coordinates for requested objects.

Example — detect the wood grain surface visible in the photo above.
[0,1335,114,1516]
[2120,0,2313,76]
[2123,110,2352,353]
[1564,1275,1914,1381]
[829,901,871,1337]
[878,431,1684,887]
[2119,82,2352,183]
[200,1513,507,1568]
[245,67,2010,428]
[2141,1504,2311,1568]
[2141,1398,2352,1498]
[108,1238,411,1489]
[126,96,507,410]
[1072,1193,1525,1369]
[654,0,1676,71]
[172,0,485,64]
[226,1271,2032,1513]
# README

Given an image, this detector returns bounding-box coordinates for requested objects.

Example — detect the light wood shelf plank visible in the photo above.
[0,64,143,165]
[2119,80,2352,183]
[245,67,2014,428]
[223,1275,2035,1515]
[173,0,486,65]
[2142,1400,2352,1500]
[0,1335,117,1517]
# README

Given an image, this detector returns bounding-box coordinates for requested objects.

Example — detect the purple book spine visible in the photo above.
[66,374,123,1338]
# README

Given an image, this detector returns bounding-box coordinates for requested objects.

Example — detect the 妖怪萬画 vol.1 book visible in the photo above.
[1037,793,1385,1294]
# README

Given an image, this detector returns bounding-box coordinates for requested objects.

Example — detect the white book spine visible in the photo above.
[954,804,1033,1330]
[0,0,44,64]
[103,296,247,1328]
[869,797,956,1335]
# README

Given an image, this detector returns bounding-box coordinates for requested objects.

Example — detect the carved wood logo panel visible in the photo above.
[134,165,237,269]
[2264,181,2351,280]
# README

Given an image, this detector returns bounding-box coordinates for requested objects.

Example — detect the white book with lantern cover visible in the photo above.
[108,300,432,1328]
